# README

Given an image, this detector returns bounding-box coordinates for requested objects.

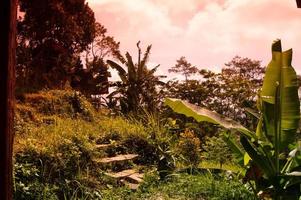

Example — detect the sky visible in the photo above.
[87,0,301,80]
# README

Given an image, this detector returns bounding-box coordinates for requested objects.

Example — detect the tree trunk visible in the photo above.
[0,0,17,199]
[297,0,301,8]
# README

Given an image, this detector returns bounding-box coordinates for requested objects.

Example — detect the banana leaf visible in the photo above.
[222,134,244,166]
[107,60,128,83]
[260,40,300,151]
[125,52,137,82]
[164,98,254,138]
[240,136,275,178]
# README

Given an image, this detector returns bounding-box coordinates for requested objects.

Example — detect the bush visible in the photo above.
[18,90,95,121]
[203,133,233,168]
[175,129,201,168]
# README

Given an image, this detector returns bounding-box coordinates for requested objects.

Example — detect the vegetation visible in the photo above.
[12,1,301,199]
[168,56,198,82]
[165,40,301,199]
[17,0,120,96]
[107,42,166,114]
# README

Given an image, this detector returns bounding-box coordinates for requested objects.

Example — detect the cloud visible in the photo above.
[87,0,301,79]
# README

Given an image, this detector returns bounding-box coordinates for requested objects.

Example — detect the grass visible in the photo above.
[13,89,254,200]
[199,161,244,174]
[101,172,255,200]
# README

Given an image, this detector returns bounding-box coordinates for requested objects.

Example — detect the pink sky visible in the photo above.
[87,0,301,80]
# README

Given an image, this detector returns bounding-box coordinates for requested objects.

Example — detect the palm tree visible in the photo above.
[107,41,165,114]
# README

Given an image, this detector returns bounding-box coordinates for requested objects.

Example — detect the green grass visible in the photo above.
[13,89,253,200]
[199,161,244,174]
[101,172,255,200]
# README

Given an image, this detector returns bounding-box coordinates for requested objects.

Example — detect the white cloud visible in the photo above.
[87,0,301,76]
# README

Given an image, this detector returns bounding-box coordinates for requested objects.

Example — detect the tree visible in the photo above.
[107,42,165,114]
[168,56,198,82]
[165,40,301,199]
[71,23,120,97]
[201,56,265,126]
[166,56,265,128]
[0,0,17,199]
[17,0,96,89]
[203,133,232,168]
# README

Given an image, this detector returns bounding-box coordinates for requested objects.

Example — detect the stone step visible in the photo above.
[105,169,137,178]
[94,154,138,164]
[120,179,140,190]
[127,173,144,183]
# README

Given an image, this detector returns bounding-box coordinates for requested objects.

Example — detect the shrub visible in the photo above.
[203,133,233,168]
[18,90,95,121]
[175,129,201,168]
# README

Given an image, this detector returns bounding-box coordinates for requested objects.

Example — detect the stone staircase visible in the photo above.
[92,142,144,190]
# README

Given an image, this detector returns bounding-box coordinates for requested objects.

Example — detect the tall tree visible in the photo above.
[168,56,198,82]
[71,23,120,96]
[0,0,17,199]
[166,56,265,127]
[107,42,165,114]
[17,0,96,89]
[199,57,265,127]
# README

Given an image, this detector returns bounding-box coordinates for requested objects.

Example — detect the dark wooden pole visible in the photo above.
[0,0,17,199]
[297,0,301,8]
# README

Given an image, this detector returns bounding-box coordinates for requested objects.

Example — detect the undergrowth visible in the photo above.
[13,89,250,199]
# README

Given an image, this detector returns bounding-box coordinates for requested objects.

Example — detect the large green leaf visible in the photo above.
[240,136,276,178]
[280,49,300,149]
[260,40,300,150]
[222,134,244,166]
[164,98,254,137]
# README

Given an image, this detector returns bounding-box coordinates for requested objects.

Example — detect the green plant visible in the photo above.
[203,133,233,169]
[175,129,201,168]
[165,40,301,199]
[107,41,165,114]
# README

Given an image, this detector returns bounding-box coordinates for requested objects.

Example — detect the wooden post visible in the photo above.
[297,0,301,8]
[0,0,17,199]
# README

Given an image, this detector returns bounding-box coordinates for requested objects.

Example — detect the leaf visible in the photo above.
[244,107,260,119]
[164,98,254,137]
[285,171,301,176]
[256,117,264,139]
[240,136,275,178]
[125,52,136,82]
[107,60,127,83]
[244,153,252,166]
[140,45,152,71]
[280,49,300,149]
[260,40,300,150]
[222,134,244,166]
[261,39,282,104]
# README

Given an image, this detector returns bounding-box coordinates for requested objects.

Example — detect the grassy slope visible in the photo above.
[13,90,254,200]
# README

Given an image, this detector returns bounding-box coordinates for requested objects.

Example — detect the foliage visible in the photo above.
[166,56,265,128]
[71,23,121,97]
[203,133,233,168]
[17,0,97,89]
[165,40,301,199]
[168,56,198,82]
[107,42,166,114]
[175,129,201,168]
[16,90,95,122]
[14,117,103,199]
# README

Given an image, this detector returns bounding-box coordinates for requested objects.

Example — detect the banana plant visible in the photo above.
[107,41,166,113]
[165,40,301,199]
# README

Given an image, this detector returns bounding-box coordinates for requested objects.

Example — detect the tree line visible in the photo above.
[16,0,300,129]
